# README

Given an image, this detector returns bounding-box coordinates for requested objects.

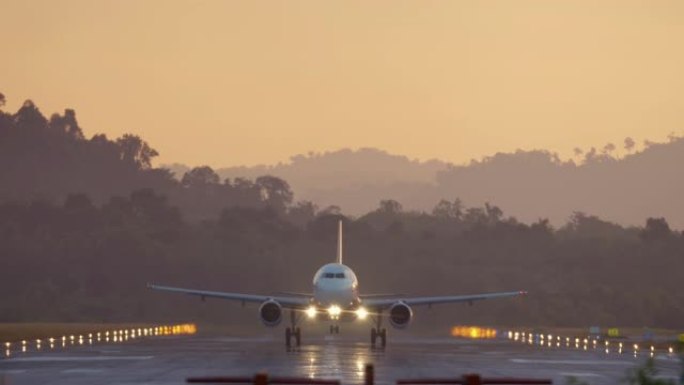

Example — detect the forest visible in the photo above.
[0,93,682,330]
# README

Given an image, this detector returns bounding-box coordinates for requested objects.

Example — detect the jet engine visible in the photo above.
[259,300,282,327]
[388,302,413,329]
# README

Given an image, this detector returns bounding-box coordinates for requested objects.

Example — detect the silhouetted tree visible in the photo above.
[116,134,158,169]
[288,201,317,227]
[624,137,635,153]
[319,205,342,216]
[602,142,616,155]
[49,109,84,140]
[641,217,672,242]
[378,199,402,214]
[255,175,293,213]
[181,166,220,187]
[432,199,463,220]
[14,100,48,131]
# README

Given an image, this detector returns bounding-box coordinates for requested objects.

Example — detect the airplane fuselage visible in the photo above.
[312,263,359,310]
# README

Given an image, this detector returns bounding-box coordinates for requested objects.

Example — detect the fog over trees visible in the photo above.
[188,136,684,229]
[1,95,683,330]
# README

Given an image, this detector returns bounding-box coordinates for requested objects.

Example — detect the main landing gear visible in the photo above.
[371,312,387,347]
[285,310,302,347]
[329,325,340,334]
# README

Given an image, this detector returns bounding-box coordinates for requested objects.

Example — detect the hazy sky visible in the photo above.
[2,1,684,167]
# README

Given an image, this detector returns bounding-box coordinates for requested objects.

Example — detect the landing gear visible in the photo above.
[286,310,302,347]
[371,327,386,347]
[285,327,302,347]
[329,325,340,334]
[370,311,386,347]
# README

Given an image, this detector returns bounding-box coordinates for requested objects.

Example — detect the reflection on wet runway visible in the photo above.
[0,327,681,385]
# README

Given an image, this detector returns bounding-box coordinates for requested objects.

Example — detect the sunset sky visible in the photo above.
[2,1,684,167]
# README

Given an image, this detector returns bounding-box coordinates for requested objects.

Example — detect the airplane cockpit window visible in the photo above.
[324,273,335,278]
[335,273,345,278]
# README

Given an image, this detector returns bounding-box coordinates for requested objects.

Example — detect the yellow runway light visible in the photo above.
[450,326,497,339]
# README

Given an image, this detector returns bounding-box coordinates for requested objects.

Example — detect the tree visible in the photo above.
[13,100,48,131]
[0,92,5,108]
[319,205,341,216]
[288,200,317,227]
[484,202,503,223]
[255,175,293,212]
[641,217,672,242]
[115,134,159,169]
[602,143,616,156]
[181,166,220,187]
[432,198,463,220]
[378,199,402,214]
[49,109,84,140]
[624,137,635,153]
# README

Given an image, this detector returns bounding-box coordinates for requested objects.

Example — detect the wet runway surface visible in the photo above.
[0,334,681,385]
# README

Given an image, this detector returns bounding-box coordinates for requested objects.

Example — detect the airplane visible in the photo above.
[148,220,526,347]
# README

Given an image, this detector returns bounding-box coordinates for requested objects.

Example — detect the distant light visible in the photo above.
[306,306,317,319]
[356,307,369,320]
[669,347,674,354]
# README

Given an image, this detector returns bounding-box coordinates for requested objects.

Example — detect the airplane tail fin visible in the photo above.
[336,220,343,264]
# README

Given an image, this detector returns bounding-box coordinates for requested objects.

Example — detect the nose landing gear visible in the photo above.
[370,312,386,347]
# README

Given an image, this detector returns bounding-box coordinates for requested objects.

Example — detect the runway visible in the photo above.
[0,333,681,385]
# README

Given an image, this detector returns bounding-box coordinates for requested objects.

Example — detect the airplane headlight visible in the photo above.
[306,306,317,319]
[328,305,341,317]
[356,307,368,320]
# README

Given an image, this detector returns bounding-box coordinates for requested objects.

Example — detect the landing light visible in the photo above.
[306,306,317,319]
[328,305,342,317]
[356,307,368,320]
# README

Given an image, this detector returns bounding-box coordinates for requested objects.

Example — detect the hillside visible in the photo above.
[171,139,684,228]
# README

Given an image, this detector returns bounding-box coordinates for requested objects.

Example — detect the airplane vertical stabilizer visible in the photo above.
[337,220,343,264]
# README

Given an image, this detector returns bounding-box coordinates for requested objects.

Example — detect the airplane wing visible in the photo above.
[363,290,526,309]
[147,284,311,308]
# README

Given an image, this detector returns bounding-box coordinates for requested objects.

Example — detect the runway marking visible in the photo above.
[510,359,632,366]
[2,356,153,363]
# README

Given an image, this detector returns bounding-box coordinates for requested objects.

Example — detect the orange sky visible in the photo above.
[2,1,684,167]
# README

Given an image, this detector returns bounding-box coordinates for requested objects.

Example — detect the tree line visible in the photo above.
[0,94,682,330]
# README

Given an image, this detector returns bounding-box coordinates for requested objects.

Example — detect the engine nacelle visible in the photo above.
[389,302,413,329]
[258,300,282,327]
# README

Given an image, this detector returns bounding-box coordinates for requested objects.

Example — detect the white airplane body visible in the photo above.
[150,221,526,346]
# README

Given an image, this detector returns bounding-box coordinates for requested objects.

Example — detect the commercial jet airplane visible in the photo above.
[149,221,526,347]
